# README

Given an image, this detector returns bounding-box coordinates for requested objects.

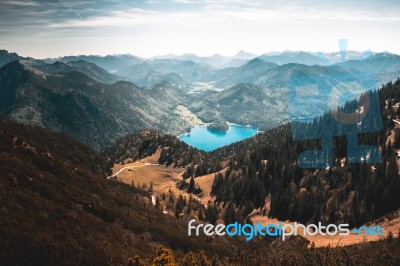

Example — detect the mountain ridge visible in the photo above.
[0,60,191,149]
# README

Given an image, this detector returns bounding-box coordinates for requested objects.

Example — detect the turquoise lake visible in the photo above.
[178,125,258,152]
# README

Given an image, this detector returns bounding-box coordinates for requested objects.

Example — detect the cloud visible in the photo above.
[45,3,400,30]
[0,0,399,57]
[2,1,41,6]
[172,0,197,4]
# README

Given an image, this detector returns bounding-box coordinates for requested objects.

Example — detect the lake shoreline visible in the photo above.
[178,124,259,151]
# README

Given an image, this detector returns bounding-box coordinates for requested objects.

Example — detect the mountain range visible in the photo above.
[1,49,400,148]
[35,60,122,84]
[151,50,257,68]
[0,60,190,149]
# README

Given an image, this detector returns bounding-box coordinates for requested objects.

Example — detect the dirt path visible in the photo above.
[108,163,160,179]
[250,200,400,247]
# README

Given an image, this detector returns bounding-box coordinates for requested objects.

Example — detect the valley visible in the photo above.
[1,48,400,265]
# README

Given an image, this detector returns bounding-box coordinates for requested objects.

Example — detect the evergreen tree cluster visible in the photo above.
[105,128,222,176]
[211,79,400,227]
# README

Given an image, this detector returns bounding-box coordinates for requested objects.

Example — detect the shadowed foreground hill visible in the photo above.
[0,117,400,265]
[0,116,263,265]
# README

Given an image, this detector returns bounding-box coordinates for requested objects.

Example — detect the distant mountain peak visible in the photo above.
[20,60,49,78]
[235,49,248,56]
[371,52,399,58]
[67,59,95,67]
[0,49,17,56]
[0,49,22,68]
[234,50,257,60]
[246,57,265,64]
[240,57,277,69]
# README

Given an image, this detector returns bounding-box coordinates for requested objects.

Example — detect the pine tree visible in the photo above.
[187,176,195,193]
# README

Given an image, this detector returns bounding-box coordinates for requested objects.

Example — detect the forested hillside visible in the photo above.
[0,60,190,149]
[211,79,400,227]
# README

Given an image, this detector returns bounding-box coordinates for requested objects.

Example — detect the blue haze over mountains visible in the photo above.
[0,48,399,149]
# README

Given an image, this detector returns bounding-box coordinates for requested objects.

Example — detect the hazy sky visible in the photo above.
[0,0,399,58]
